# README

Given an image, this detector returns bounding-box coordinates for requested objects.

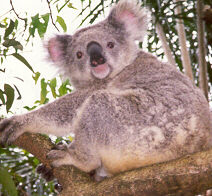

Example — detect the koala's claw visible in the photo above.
[1,126,14,146]
[0,118,10,131]
[47,150,67,160]
[0,119,14,145]
[47,148,70,168]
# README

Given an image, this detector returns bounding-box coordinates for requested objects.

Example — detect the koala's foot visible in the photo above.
[89,170,107,182]
[37,164,54,181]
[0,117,24,146]
[36,164,63,192]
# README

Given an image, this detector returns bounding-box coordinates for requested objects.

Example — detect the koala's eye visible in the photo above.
[107,42,115,49]
[76,51,83,59]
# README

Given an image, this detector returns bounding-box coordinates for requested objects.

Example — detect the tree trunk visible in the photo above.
[197,0,208,100]
[156,22,176,66]
[174,0,194,82]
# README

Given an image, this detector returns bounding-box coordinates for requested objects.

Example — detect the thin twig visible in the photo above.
[10,0,27,29]
[46,0,60,32]
[0,9,12,19]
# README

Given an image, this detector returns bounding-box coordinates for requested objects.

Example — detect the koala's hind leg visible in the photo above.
[47,141,101,173]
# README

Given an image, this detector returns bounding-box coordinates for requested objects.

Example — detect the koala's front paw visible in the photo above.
[47,144,71,167]
[0,117,23,146]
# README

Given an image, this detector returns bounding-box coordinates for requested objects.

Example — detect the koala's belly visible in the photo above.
[98,115,212,175]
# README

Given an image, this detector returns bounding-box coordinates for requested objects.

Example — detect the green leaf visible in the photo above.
[29,13,49,38]
[37,13,49,38]
[0,23,7,28]
[0,167,18,196]
[29,14,40,37]
[67,3,77,9]
[14,19,18,29]
[33,157,40,166]
[4,20,15,38]
[12,53,34,73]
[4,84,15,112]
[13,84,22,100]
[58,79,71,96]
[55,137,63,144]
[49,78,57,98]
[56,16,67,32]
[32,72,41,84]
[40,78,48,104]
[3,39,23,50]
[24,105,37,111]
[0,89,5,105]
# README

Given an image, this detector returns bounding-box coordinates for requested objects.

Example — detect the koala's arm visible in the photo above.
[0,90,90,145]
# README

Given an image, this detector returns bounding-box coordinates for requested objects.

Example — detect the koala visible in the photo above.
[0,0,212,181]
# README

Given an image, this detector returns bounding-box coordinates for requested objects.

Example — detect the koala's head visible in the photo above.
[47,0,149,89]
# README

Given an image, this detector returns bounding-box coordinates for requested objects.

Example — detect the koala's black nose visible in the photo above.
[87,41,106,67]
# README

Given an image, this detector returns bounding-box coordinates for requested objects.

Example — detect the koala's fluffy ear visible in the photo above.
[47,35,72,63]
[108,0,149,41]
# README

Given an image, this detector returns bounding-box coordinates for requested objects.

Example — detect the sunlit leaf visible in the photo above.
[56,16,67,32]
[12,53,34,73]
[24,105,37,111]
[67,3,77,9]
[49,78,57,98]
[32,72,41,84]
[4,84,15,112]
[40,78,48,104]
[58,79,71,96]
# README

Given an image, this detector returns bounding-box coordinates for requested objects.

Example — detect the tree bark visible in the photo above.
[174,0,194,82]
[1,131,212,196]
[197,0,208,100]
[156,22,176,67]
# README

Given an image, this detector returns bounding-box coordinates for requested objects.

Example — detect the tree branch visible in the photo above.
[1,129,212,196]
[197,0,208,100]
[156,22,176,66]
[46,0,60,32]
[174,0,194,82]
[9,0,27,30]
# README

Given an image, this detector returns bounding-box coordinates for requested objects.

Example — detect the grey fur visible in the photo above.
[0,0,211,180]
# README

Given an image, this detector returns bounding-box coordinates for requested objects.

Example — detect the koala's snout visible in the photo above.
[87,41,106,67]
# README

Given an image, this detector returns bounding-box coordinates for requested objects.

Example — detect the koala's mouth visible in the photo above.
[91,63,111,79]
